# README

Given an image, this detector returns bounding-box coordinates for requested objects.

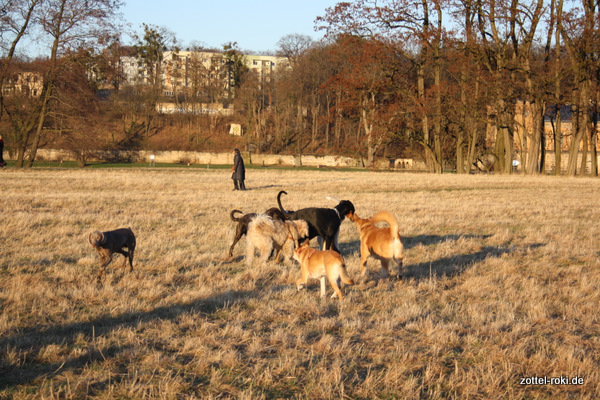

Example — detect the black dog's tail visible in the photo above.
[230,209,244,222]
[277,191,290,217]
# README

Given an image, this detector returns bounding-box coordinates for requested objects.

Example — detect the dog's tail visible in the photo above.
[339,263,355,285]
[277,190,290,217]
[230,209,244,222]
[325,196,339,203]
[371,211,401,242]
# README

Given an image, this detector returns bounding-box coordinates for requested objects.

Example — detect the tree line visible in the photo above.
[1,0,599,174]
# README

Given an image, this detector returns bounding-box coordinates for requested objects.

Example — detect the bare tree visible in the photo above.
[276,33,314,68]
[5,0,123,167]
[0,0,42,130]
[559,0,599,176]
[317,0,447,172]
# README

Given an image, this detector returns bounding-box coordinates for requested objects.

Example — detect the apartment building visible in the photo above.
[119,50,288,100]
[1,71,43,97]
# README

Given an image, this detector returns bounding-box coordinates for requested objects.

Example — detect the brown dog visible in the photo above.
[348,211,403,280]
[89,228,136,282]
[293,242,354,300]
[229,207,286,257]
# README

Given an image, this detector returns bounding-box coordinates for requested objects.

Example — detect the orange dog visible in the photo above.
[293,242,354,300]
[348,211,404,280]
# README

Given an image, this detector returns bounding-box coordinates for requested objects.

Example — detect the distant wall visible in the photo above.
[33,149,426,170]
[29,149,600,173]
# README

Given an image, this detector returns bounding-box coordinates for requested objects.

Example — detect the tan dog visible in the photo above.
[348,211,403,280]
[246,214,309,266]
[293,242,354,300]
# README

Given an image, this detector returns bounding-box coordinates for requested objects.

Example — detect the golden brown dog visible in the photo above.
[293,242,354,300]
[348,211,403,280]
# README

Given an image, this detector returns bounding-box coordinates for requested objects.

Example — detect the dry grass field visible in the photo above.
[0,167,599,399]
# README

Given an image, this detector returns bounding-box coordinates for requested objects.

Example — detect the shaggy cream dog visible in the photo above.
[246,214,309,266]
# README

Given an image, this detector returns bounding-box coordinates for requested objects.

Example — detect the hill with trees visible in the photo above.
[1,0,599,175]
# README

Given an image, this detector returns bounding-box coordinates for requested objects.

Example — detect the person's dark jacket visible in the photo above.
[232,152,245,180]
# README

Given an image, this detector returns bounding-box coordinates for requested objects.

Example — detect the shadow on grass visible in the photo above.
[0,289,257,390]
[403,234,493,250]
[339,233,494,258]
[244,184,285,191]
[405,242,546,280]
[405,245,511,280]
[341,233,545,281]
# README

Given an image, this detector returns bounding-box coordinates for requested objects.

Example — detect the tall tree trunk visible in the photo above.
[433,54,443,173]
[580,124,588,175]
[417,62,433,172]
[26,83,52,167]
[525,101,545,174]
[566,103,581,176]
[467,124,478,173]
[567,83,588,176]
[554,5,563,175]
[592,90,599,176]
[554,109,562,175]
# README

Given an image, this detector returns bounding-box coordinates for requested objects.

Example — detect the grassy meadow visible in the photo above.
[0,167,599,399]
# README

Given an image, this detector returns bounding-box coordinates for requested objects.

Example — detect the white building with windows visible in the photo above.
[119,50,288,101]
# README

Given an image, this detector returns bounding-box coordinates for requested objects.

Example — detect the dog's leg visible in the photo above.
[325,234,341,254]
[395,258,403,280]
[229,226,244,257]
[128,245,135,272]
[329,277,344,300]
[116,249,129,269]
[246,242,254,266]
[279,240,294,265]
[319,276,327,297]
[380,259,391,279]
[260,242,272,265]
[359,244,370,281]
[296,267,308,291]
[316,236,324,250]
[273,245,283,263]
[97,251,113,283]
[333,231,340,253]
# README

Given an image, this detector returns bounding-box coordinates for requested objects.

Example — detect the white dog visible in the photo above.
[246,214,309,266]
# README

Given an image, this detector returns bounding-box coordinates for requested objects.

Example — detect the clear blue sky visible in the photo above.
[121,0,340,53]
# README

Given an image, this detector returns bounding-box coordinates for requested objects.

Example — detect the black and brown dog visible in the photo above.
[277,190,355,254]
[228,207,286,257]
[89,228,136,283]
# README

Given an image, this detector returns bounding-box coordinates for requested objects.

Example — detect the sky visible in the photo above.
[121,0,341,53]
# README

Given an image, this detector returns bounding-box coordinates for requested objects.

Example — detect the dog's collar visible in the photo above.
[333,207,341,220]
[297,246,316,259]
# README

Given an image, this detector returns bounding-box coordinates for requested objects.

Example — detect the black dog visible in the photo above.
[277,190,355,253]
[228,207,286,257]
[89,228,136,283]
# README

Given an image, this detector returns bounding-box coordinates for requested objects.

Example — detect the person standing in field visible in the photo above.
[0,135,6,167]
[232,148,246,190]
